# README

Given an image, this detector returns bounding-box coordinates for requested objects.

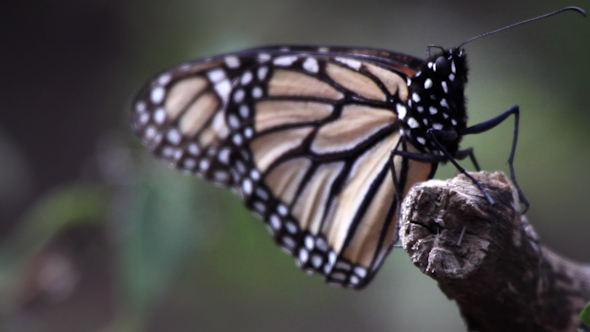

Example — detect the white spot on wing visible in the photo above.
[228,114,240,129]
[354,266,367,278]
[257,66,268,80]
[303,57,319,73]
[451,61,456,74]
[161,146,174,158]
[429,106,438,115]
[240,71,253,85]
[211,111,229,139]
[269,214,281,230]
[232,133,243,146]
[158,73,172,85]
[282,236,296,249]
[299,248,309,263]
[256,188,269,201]
[207,68,226,83]
[316,238,328,252]
[138,113,149,126]
[242,178,253,195]
[258,53,271,63]
[166,128,181,145]
[273,55,298,66]
[218,147,231,164]
[199,159,210,171]
[331,272,346,281]
[277,203,288,216]
[144,126,157,139]
[441,81,448,93]
[183,158,196,169]
[416,136,426,145]
[311,255,323,268]
[135,101,146,113]
[244,127,253,139]
[235,160,246,174]
[424,78,433,89]
[252,86,263,99]
[239,104,249,118]
[335,261,351,271]
[412,93,420,103]
[150,87,165,104]
[253,201,266,214]
[335,57,361,70]
[188,143,200,156]
[224,55,240,68]
[214,170,229,183]
[396,104,407,119]
[233,89,245,103]
[304,236,314,250]
[214,79,231,103]
[250,169,260,181]
[285,221,297,234]
[432,123,443,130]
[174,149,183,161]
[328,251,336,266]
[440,98,449,108]
[153,108,166,124]
[408,117,419,128]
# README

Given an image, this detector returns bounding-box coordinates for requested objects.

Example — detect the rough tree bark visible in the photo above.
[399,171,590,332]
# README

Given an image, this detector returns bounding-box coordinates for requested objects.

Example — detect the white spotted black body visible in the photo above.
[403,48,469,156]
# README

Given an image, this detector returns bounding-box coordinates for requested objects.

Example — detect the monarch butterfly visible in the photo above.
[131,7,585,289]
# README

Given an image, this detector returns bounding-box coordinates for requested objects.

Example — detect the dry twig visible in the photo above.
[399,171,590,332]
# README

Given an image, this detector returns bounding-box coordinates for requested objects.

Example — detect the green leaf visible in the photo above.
[580,302,590,326]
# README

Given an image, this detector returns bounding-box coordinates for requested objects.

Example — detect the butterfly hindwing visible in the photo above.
[132,48,435,288]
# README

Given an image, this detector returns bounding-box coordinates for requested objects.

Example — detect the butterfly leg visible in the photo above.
[453,147,484,246]
[462,105,529,212]
[454,147,481,171]
[424,128,496,206]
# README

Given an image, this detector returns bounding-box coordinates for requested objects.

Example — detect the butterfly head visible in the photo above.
[431,47,468,87]
[403,47,468,156]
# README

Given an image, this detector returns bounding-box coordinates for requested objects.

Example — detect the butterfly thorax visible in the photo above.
[402,47,468,156]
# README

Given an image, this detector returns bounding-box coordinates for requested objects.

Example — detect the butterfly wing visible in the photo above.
[132,47,435,289]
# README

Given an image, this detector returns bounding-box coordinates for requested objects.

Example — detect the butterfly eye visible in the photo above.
[434,56,451,75]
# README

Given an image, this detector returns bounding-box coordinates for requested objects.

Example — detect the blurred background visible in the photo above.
[1,0,588,331]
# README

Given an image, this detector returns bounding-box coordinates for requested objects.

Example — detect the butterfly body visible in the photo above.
[404,48,468,156]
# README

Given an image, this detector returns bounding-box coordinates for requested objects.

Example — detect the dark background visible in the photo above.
[1,1,588,331]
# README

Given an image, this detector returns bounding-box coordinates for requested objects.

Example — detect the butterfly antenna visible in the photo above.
[458,6,586,48]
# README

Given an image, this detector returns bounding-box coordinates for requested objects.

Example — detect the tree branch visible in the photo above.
[399,171,590,332]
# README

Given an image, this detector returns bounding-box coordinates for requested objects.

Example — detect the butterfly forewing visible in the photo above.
[132,48,434,288]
